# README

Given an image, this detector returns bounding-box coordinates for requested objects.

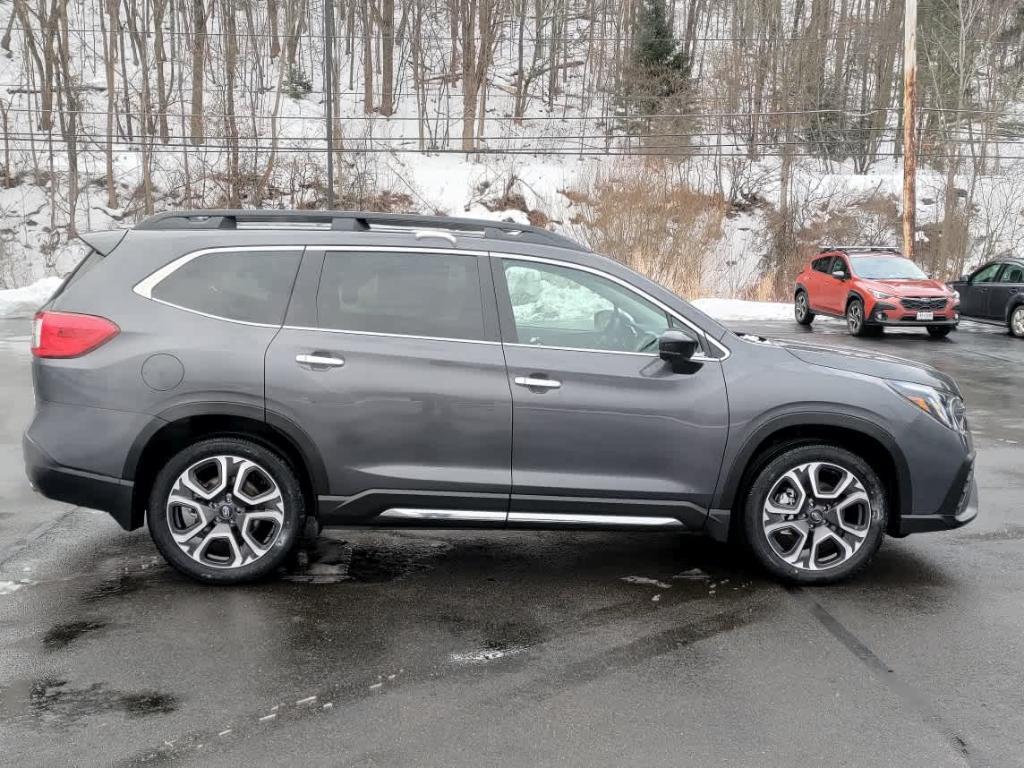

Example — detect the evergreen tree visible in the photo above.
[620,0,692,148]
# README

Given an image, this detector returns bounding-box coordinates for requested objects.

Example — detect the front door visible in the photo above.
[265,247,512,523]
[492,255,729,529]
[961,263,1003,318]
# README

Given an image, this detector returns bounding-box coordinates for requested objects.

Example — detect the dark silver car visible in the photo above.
[23,210,978,585]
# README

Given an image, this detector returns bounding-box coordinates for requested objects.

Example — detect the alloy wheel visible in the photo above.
[166,455,285,569]
[795,294,807,322]
[761,461,872,572]
[847,302,863,334]
[1012,307,1024,337]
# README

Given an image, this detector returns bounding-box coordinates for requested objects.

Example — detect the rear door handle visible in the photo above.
[296,353,345,368]
[514,375,561,390]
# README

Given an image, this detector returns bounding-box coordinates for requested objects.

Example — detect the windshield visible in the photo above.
[850,256,927,280]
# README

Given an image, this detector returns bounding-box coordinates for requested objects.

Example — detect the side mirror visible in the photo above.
[960,274,970,283]
[831,270,847,280]
[659,330,699,371]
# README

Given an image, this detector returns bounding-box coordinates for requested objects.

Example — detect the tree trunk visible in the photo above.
[380,0,394,115]
[190,0,210,145]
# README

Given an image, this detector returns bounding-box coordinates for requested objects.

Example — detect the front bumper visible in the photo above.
[23,433,136,530]
[896,453,977,535]
[867,302,959,327]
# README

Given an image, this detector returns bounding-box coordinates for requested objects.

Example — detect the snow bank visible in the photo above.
[691,298,794,322]
[0,276,62,319]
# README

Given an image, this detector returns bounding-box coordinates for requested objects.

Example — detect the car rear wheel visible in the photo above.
[927,326,953,339]
[743,444,886,585]
[148,438,305,584]
[1009,306,1024,338]
[846,298,869,337]
[794,292,815,325]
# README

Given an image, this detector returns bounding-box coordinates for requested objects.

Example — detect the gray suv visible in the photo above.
[23,210,978,585]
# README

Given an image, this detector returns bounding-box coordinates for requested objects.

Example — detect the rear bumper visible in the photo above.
[896,454,977,536]
[23,433,136,530]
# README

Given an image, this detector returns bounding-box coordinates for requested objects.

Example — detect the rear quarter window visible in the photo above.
[150,249,302,324]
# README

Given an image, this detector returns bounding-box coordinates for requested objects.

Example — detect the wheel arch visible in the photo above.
[1003,294,1024,325]
[124,403,328,530]
[716,413,910,538]
[845,290,867,312]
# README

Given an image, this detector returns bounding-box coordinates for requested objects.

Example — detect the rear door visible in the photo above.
[988,263,1024,320]
[818,256,848,315]
[264,246,512,523]
[492,254,729,529]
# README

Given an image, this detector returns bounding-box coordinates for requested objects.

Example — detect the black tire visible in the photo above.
[846,298,869,337]
[927,326,953,339]
[1009,305,1024,338]
[148,437,306,584]
[794,291,815,325]
[743,444,886,585]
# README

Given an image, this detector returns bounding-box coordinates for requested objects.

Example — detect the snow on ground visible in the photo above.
[0,276,61,318]
[691,298,794,322]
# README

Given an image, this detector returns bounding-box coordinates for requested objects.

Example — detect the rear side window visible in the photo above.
[316,251,485,340]
[812,257,832,273]
[151,250,301,324]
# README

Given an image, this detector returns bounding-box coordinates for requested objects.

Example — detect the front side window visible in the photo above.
[151,249,301,324]
[501,260,674,353]
[971,263,1003,284]
[317,251,485,340]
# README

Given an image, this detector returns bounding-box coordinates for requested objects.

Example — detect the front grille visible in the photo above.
[901,297,947,311]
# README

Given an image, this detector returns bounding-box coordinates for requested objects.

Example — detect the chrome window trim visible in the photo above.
[494,253,730,360]
[281,324,500,346]
[321,244,490,257]
[132,245,305,327]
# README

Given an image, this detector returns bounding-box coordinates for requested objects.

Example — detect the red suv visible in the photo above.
[794,247,960,338]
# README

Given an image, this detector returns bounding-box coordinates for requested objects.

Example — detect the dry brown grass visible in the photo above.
[565,162,727,299]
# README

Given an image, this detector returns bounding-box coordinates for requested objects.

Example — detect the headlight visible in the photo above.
[887,380,967,432]
[871,290,894,299]
[952,290,960,302]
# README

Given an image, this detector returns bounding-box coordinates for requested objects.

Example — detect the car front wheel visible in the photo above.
[148,438,306,584]
[846,299,869,337]
[743,444,886,585]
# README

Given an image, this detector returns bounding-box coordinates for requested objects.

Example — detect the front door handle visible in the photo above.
[514,375,561,390]
[296,353,345,368]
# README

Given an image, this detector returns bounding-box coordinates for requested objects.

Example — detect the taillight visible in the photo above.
[31,311,119,358]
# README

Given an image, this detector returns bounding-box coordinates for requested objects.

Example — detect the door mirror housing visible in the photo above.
[659,330,699,371]
[831,270,847,280]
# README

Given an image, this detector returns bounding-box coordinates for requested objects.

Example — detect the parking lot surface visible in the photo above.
[0,316,1021,768]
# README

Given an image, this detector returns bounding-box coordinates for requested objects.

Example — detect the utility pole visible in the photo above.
[902,0,917,259]
[324,0,336,207]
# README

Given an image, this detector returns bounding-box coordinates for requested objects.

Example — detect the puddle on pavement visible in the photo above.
[5,677,177,725]
[283,533,450,584]
[42,620,108,651]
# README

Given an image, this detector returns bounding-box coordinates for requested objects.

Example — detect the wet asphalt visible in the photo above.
[0,316,1022,768]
